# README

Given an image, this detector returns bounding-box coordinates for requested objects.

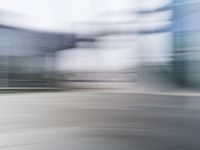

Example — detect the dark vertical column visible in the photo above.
[45,52,57,87]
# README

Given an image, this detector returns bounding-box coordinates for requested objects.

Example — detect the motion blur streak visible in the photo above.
[0,0,199,149]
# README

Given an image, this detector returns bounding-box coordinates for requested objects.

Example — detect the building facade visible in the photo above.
[0,25,75,87]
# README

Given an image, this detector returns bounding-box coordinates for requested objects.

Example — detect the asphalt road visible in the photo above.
[0,92,199,150]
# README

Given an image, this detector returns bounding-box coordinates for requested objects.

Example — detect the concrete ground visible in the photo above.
[0,91,200,150]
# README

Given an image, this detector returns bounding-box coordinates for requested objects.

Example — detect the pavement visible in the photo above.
[0,91,200,150]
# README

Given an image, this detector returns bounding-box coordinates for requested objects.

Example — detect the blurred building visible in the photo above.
[0,21,75,87]
[173,0,200,87]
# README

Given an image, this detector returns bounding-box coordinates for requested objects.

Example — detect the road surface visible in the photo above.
[0,92,199,150]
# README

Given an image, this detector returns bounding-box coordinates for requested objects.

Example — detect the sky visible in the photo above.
[0,0,170,31]
[0,0,132,31]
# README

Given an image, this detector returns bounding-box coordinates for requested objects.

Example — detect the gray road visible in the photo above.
[0,92,199,150]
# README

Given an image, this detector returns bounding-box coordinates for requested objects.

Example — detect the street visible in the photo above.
[0,92,199,150]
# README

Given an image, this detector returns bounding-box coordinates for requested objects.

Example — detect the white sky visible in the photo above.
[0,0,134,31]
[0,0,170,31]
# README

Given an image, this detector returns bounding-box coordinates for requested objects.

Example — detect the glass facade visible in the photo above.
[173,0,200,87]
